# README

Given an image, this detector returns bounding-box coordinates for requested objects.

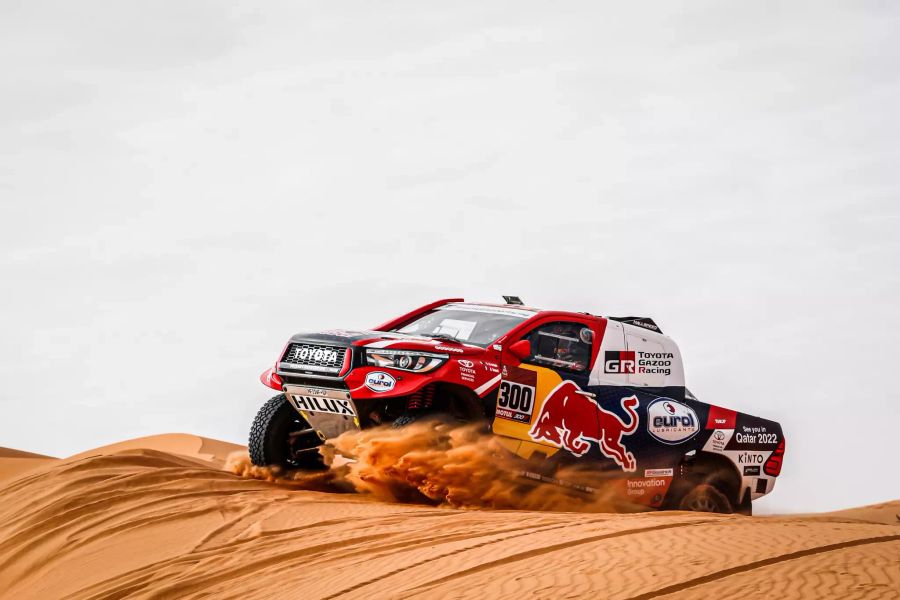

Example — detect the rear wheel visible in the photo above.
[678,483,733,513]
[249,395,325,470]
[664,457,740,514]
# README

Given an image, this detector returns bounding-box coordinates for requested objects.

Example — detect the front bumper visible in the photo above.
[269,342,458,437]
[283,384,360,439]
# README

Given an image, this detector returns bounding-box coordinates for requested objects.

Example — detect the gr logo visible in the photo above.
[604,351,636,374]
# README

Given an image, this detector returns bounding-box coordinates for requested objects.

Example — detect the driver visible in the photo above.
[536,323,590,371]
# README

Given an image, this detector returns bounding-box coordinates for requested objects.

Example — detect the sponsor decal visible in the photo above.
[710,429,728,451]
[705,406,737,429]
[436,345,465,353]
[644,468,674,477]
[626,478,668,496]
[457,359,477,382]
[634,351,674,376]
[735,431,777,445]
[743,465,761,476]
[291,395,356,416]
[529,381,640,471]
[495,380,536,423]
[647,399,699,444]
[492,344,502,351]
[364,371,396,393]
[738,452,764,465]
[296,347,339,363]
[320,329,364,338]
[443,304,535,318]
[481,361,500,374]
[604,351,635,374]
[604,350,674,376]
[725,424,779,450]
[630,319,659,332]
[734,426,777,445]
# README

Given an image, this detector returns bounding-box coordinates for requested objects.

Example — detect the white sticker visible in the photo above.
[365,371,396,393]
[646,398,700,444]
[644,468,674,477]
[441,303,536,318]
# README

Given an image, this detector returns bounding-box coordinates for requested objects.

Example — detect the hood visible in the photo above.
[289,329,485,354]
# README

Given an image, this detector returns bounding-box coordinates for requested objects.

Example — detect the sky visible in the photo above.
[1,1,898,513]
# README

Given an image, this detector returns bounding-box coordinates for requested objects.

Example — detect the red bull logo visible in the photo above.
[528,380,640,471]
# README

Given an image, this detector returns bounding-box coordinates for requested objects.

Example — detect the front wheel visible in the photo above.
[248,394,325,470]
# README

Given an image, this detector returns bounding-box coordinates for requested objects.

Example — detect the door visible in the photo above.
[492,320,598,460]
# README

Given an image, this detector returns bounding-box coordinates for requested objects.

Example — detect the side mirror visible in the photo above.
[509,339,531,361]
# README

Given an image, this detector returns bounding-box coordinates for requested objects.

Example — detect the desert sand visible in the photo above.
[0,447,56,484]
[0,433,897,600]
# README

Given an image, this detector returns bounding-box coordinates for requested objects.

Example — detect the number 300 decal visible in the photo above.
[496,380,536,423]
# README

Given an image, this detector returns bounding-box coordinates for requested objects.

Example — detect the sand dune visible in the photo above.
[0,447,56,483]
[0,436,897,600]
[66,433,243,467]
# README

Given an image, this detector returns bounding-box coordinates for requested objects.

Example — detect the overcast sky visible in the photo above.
[1,1,898,512]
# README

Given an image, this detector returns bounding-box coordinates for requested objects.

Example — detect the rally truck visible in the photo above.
[250,297,785,514]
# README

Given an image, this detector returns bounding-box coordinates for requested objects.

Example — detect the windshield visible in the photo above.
[394,305,529,347]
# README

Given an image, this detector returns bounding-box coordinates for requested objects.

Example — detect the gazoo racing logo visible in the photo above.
[605,350,674,376]
[646,398,699,444]
[604,351,635,374]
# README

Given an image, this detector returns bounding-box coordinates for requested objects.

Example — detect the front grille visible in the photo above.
[280,343,348,374]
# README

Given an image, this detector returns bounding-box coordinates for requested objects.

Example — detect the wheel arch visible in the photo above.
[679,450,743,505]
[434,382,489,421]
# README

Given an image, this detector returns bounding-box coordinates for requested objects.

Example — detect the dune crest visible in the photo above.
[66,432,242,466]
[0,447,56,483]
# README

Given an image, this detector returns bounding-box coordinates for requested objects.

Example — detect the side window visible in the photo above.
[524,322,593,373]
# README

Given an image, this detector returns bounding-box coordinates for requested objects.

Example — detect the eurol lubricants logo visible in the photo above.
[364,371,396,393]
[646,398,699,444]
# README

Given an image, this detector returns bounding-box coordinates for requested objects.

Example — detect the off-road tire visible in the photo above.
[678,483,733,513]
[249,395,325,469]
[249,395,293,466]
[392,414,417,428]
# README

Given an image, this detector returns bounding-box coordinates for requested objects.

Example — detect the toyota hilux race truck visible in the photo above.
[251,297,785,514]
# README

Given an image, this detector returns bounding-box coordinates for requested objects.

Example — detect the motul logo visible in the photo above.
[604,351,635,374]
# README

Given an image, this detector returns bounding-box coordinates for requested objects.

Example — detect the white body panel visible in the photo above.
[589,320,685,389]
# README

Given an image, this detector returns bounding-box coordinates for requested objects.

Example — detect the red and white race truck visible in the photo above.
[251,297,785,514]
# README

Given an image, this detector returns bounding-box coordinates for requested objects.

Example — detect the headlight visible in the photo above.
[365,349,448,373]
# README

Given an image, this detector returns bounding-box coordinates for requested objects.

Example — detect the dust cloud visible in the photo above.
[226,421,626,512]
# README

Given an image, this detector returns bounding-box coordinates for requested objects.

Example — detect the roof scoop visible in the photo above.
[502,295,524,305]
[608,316,662,334]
